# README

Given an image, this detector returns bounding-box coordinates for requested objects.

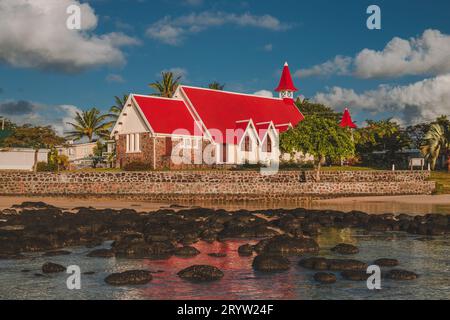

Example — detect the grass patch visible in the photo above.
[320,166,380,172]
[430,171,450,194]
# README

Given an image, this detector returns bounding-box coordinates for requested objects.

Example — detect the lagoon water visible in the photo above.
[0,228,449,300]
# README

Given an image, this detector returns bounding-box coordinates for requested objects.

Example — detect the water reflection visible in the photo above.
[0,230,449,300]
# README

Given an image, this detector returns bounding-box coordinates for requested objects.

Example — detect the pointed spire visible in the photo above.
[275,62,298,92]
[340,108,357,128]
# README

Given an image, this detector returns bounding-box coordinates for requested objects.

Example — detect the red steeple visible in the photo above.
[275,62,298,92]
[340,108,357,128]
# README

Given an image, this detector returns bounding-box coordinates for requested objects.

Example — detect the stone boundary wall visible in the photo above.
[0,170,435,201]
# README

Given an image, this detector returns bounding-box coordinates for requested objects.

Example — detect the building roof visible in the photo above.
[132,95,203,136]
[181,86,304,144]
[340,108,357,129]
[275,62,298,92]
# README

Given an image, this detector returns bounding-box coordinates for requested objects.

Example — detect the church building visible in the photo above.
[111,63,305,169]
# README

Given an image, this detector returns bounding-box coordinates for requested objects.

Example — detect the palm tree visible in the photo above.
[208,82,225,90]
[420,120,450,170]
[149,72,181,98]
[106,94,128,128]
[66,108,111,142]
[109,95,128,118]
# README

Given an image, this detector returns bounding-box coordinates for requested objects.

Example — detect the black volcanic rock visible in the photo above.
[105,270,152,285]
[373,258,399,267]
[314,272,337,284]
[331,244,359,255]
[257,235,319,256]
[252,254,290,272]
[174,246,200,257]
[341,270,370,281]
[386,269,418,280]
[177,265,224,281]
[238,244,254,256]
[87,249,115,258]
[42,262,66,273]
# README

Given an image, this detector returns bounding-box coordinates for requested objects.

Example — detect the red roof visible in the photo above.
[275,62,298,92]
[340,108,357,129]
[132,95,203,136]
[181,86,304,144]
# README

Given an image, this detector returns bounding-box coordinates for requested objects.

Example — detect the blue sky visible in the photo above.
[0,0,449,132]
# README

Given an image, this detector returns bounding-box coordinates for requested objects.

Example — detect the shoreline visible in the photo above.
[0,194,449,215]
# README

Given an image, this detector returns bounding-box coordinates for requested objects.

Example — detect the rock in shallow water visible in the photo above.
[238,244,253,257]
[341,270,369,281]
[177,265,224,281]
[43,250,71,257]
[252,254,290,272]
[386,269,418,280]
[174,246,200,257]
[105,270,152,285]
[298,257,329,270]
[314,272,337,284]
[331,243,359,255]
[87,248,115,258]
[298,257,367,271]
[373,258,399,267]
[208,253,227,258]
[42,262,66,273]
[256,235,319,256]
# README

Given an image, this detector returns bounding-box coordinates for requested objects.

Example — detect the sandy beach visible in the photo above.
[1,194,450,215]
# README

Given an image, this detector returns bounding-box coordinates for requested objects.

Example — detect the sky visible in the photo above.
[0,0,449,133]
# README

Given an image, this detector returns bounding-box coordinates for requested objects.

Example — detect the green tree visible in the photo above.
[66,108,111,142]
[420,116,450,170]
[208,82,225,90]
[2,124,65,172]
[48,147,69,171]
[355,119,410,159]
[280,115,355,180]
[149,72,181,98]
[295,99,342,122]
[406,123,430,149]
[0,117,16,146]
[91,141,106,168]
[109,94,128,119]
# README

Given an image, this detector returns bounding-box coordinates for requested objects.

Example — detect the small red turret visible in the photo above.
[275,62,298,101]
[340,108,357,128]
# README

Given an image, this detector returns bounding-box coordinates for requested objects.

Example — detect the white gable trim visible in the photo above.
[178,86,215,144]
[110,94,154,138]
[236,119,259,146]
[258,121,278,145]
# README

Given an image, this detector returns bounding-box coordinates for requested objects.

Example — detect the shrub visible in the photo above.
[123,161,151,171]
[36,161,57,172]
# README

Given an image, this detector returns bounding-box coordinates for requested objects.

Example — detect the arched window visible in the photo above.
[265,135,272,153]
[242,135,251,152]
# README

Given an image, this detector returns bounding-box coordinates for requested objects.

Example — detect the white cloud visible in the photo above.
[253,90,273,98]
[146,11,291,45]
[354,29,450,78]
[106,74,125,83]
[295,56,352,78]
[295,29,450,79]
[0,0,140,73]
[313,74,450,125]
[0,99,82,135]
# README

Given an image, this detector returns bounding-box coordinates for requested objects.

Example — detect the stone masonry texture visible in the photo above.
[0,170,435,201]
